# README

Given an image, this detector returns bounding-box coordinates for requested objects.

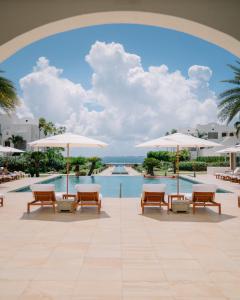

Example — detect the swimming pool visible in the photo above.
[112,165,128,174]
[14,175,229,197]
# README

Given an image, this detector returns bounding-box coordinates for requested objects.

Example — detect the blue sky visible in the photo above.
[1,24,237,94]
[0,24,238,156]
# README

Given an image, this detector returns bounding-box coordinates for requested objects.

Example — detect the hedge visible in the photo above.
[179,161,207,171]
[196,156,228,163]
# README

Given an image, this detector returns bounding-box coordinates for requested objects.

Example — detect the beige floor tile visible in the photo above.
[73,280,122,297]
[21,280,75,297]
[0,280,29,296]
[123,267,166,281]
[82,257,122,269]
[78,267,122,281]
[0,179,240,298]
[160,259,203,270]
[0,268,39,280]
[208,271,240,282]
[214,282,240,298]
[123,281,174,297]
[172,282,225,297]
[164,269,209,282]
[34,267,80,280]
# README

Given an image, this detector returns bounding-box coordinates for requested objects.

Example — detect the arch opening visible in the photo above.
[0,11,240,62]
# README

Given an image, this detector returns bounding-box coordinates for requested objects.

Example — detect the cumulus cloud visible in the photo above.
[16,42,218,155]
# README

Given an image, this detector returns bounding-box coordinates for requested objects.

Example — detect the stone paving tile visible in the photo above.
[0,175,240,298]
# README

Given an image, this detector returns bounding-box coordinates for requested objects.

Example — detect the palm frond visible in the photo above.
[0,73,19,113]
[218,94,240,108]
[219,87,240,99]
[219,100,240,124]
[221,79,240,85]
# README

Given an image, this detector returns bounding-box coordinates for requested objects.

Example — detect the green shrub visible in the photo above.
[79,170,87,176]
[208,161,229,167]
[179,161,207,171]
[196,156,228,163]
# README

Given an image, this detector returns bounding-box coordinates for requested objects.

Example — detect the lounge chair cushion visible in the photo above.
[142,184,166,193]
[75,184,101,193]
[192,184,217,193]
[30,184,55,192]
[233,167,240,174]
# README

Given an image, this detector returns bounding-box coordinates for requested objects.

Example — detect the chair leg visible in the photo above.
[0,198,3,207]
[193,204,195,214]
[98,201,101,213]
[238,196,240,208]
[218,204,221,215]
[167,203,170,214]
[142,205,144,214]
[27,203,30,213]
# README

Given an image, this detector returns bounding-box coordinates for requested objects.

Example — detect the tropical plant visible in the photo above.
[195,129,208,139]
[23,151,47,177]
[218,61,240,133]
[7,134,24,149]
[169,149,190,173]
[143,157,160,176]
[0,71,19,113]
[87,157,102,176]
[234,121,240,138]
[147,151,170,161]
[44,148,65,172]
[179,161,207,171]
[38,117,66,137]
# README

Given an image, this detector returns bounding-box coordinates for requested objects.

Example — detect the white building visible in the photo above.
[178,122,239,157]
[0,113,40,150]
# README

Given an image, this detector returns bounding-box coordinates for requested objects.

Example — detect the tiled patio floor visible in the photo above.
[0,177,240,299]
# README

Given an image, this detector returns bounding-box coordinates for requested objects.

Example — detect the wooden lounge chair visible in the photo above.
[141,184,169,214]
[186,184,221,214]
[75,184,102,213]
[0,194,4,207]
[28,184,62,213]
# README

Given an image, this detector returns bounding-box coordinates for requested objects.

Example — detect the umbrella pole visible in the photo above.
[66,144,70,196]
[176,145,180,195]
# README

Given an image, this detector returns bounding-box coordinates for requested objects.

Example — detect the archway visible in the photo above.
[0,11,239,62]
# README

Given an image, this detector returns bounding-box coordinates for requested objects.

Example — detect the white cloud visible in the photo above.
[17,42,218,155]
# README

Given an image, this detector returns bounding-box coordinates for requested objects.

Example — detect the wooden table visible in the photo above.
[57,194,77,212]
[168,194,185,210]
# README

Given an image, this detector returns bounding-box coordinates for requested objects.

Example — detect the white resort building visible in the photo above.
[0,113,40,150]
[178,122,239,157]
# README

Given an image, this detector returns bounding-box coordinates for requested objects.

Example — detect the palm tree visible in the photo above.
[234,121,240,138]
[88,157,101,176]
[143,157,160,176]
[0,71,19,113]
[218,61,240,132]
[38,117,47,138]
[7,134,24,149]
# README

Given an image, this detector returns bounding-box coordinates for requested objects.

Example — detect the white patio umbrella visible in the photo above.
[0,145,24,153]
[136,133,221,194]
[217,146,240,154]
[217,146,240,170]
[29,133,108,195]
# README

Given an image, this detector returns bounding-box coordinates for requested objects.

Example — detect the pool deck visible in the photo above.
[0,175,240,299]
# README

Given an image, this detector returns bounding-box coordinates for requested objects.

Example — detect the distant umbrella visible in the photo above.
[136,133,221,194]
[29,133,108,195]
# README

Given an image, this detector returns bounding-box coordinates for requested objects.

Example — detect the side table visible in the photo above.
[172,199,190,213]
[168,194,185,210]
[57,194,77,212]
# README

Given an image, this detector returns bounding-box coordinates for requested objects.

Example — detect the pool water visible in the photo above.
[14,175,228,197]
[112,165,128,174]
